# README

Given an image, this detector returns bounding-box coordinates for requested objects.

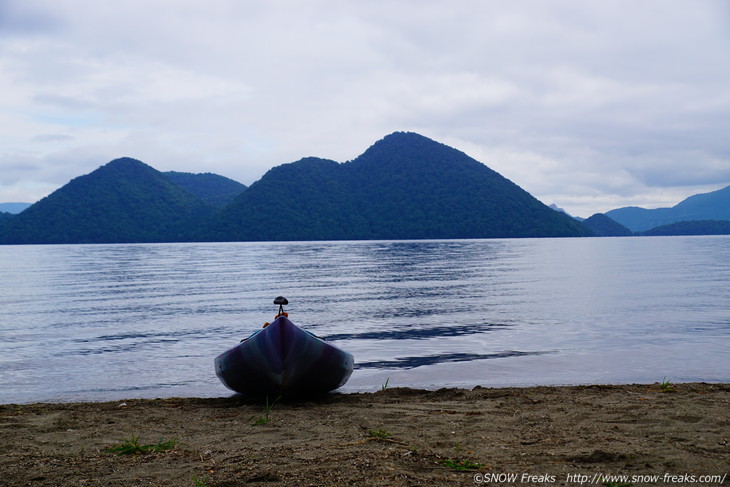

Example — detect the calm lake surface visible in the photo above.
[1,236,728,404]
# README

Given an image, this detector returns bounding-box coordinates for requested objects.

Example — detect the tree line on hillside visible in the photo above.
[1,133,728,244]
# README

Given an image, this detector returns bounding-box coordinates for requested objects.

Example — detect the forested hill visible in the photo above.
[163,171,246,207]
[638,220,730,236]
[0,158,213,244]
[0,133,594,244]
[582,213,633,237]
[204,132,591,241]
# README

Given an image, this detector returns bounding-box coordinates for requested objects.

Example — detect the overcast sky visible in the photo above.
[1,0,729,217]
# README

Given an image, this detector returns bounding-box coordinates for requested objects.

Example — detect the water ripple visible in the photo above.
[1,237,728,403]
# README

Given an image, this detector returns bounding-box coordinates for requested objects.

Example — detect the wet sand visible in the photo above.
[1,382,728,486]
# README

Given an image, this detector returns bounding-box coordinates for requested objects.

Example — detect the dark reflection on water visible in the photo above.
[72,326,231,343]
[0,237,729,403]
[356,351,551,369]
[325,322,512,341]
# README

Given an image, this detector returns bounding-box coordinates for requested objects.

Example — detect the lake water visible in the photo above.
[1,236,728,404]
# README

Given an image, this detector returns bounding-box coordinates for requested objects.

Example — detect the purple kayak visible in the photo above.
[214,315,354,397]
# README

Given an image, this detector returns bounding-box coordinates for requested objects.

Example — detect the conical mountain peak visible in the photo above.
[0,132,595,244]
[210,132,589,240]
[98,157,155,175]
[358,131,461,160]
[0,157,212,244]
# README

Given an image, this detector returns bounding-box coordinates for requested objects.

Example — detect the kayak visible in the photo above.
[214,314,354,397]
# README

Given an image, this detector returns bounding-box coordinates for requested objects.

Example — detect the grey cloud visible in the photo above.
[0,1,65,36]
[0,0,728,217]
[32,134,76,143]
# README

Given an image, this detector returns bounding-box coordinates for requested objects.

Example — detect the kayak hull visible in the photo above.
[214,316,354,397]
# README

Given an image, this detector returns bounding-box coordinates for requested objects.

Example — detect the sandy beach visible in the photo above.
[1,382,727,486]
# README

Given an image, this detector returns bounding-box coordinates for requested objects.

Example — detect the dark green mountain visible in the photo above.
[582,213,633,237]
[0,133,596,244]
[639,220,730,236]
[0,211,14,225]
[163,171,246,207]
[606,185,730,232]
[205,132,591,241]
[0,158,213,244]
